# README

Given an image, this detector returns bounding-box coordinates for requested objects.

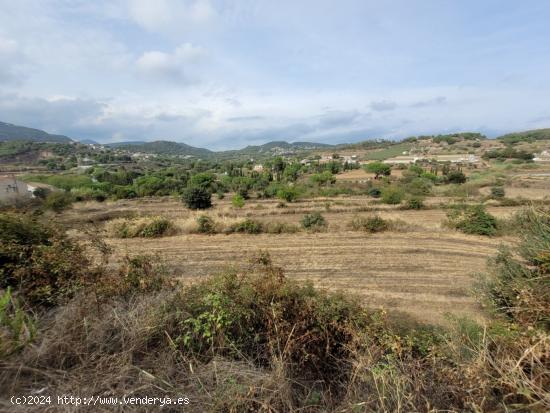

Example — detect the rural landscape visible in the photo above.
[1,124,549,411]
[1,1,549,412]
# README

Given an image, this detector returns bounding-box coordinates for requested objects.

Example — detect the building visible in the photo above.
[383,154,480,164]
[253,164,264,172]
[0,175,34,203]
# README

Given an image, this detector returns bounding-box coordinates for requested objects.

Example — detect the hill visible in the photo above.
[0,121,73,143]
[108,140,213,158]
[496,128,550,145]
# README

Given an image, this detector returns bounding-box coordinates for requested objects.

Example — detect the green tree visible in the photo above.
[182,186,212,209]
[364,162,391,179]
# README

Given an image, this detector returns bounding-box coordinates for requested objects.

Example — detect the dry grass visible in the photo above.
[57,197,524,326]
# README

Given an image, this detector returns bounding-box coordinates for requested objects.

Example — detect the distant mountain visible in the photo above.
[79,139,100,145]
[246,141,333,150]
[106,141,146,148]
[496,128,550,145]
[0,121,73,143]
[108,140,213,158]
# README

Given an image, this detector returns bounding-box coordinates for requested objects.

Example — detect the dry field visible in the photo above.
[58,196,526,325]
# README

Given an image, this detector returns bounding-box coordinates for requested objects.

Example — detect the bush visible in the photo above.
[495,208,550,328]
[0,213,89,307]
[231,193,245,208]
[405,197,424,210]
[490,186,505,199]
[446,204,498,236]
[349,215,389,233]
[301,212,327,230]
[381,186,404,204]
[227,219,263,234]
[110,217,174,238]
[176,254,369,395]
[182,186,212,209]
[0,288,35,357]
[138,217,173,238]
[196,215,217,234]
[367,187,382,198]
[445,171,467,184]
[276,186,299,202]
[43,191,73,212]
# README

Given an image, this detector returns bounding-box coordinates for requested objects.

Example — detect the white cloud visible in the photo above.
[127,0,216,34]
[136,43,207,82]
[0,36,29,85]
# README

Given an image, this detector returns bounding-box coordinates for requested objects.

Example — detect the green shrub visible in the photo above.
[446,204,498,236]
[349,215,389,233]
[231,193,245,208]
[227,219,263,234]
[381,186,404,204]
[196,215,217,234]
[182,186,212,209]
[0,287,36,357]
[43,191,73,212]
[490,186,505,199]
[276,187,299,202]
[175,255,369,393]
[0,213,89,307]
[138,217,173,238]
[445,171,467,184]
[406,177,432,196]
[301,212,327,230]
[367,187,382,198]
[405,197,424,210]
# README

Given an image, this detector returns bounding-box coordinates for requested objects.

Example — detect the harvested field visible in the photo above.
[59,197,522,325]
[106,230,503,325]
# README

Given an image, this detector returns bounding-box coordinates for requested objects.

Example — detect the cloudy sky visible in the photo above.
[0,0,549,149]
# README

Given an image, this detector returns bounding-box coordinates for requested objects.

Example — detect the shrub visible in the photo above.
[490,186,505,199]
[32,187,50,199]
[301,212,327,230]
[227,219,263,234]
[349,215,389,233]
[405,197,424,210]
[138,217,173,238]
[487,207,550,328]
[367,187,382,198]
[231,193,245,208]
[445,171,467,184]
[196,215,216,234]
[276,187,299,202]
[175,255,370,395]
[110,217,174,238]
[0,213,89,307]
[182,186,212,210]
[381,186,404,204]
[43,191,73,212]
[0,288,35,357]
[446,204,498,236]
[406,177,432,196]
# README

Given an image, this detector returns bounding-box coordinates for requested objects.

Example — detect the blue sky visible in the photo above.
[0,0,549,149]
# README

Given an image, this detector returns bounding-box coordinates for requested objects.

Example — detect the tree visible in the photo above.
[446,171,466,184]
[364,162,391,179]
[182,186,212,209]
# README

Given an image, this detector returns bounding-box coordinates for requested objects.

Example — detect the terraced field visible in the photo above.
[62,197,521,325]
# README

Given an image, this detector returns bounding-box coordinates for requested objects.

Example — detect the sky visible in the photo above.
[0,0,549,149]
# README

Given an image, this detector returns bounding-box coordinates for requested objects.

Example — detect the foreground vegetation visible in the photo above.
[0,206,548,412]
